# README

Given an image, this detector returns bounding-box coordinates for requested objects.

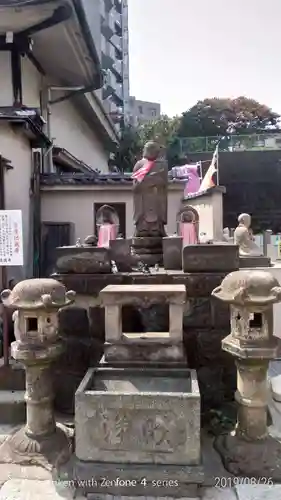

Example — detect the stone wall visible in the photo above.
[55,271,236,417]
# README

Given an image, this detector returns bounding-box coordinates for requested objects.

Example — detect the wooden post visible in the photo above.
[0,156,9,366]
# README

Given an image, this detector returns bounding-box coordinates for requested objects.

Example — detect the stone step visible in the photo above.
[0,390,26,424]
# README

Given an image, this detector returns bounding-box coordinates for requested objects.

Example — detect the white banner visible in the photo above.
[0,210,23,266]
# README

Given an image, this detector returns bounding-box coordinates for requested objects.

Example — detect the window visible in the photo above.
[249,313,262,328]
[26,317,38,332]
[150,108,156,117]
[138,105,143,114]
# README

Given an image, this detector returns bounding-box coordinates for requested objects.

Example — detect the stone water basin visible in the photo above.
[75,367,200,465]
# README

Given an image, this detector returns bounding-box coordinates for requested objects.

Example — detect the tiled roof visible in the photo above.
[40,173,184,186]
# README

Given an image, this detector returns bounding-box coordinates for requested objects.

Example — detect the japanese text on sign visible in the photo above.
[0,210,23,266]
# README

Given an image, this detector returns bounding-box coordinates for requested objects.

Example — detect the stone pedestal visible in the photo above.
[0,342,71,469]
[239,255,271,268]
[131,236,163,266]
[163,236,182,270]
[56,245,111,274]
[109,238,133,271]
[183,244,239,273]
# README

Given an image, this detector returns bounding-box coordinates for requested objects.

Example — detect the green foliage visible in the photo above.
[177,97,280,137]
[114,125,142,172]
[114,97,280,172]
[115,115,181,172]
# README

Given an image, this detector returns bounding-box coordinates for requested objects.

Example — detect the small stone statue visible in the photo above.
[132,141,168,237]
[75,238,82,247]
[111,260,118,274]
[234,213,263,257]
[84,235,97,246]
[137,261,151,274]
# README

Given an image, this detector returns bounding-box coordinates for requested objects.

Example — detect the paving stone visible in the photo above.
[0,464,51,484]
[86,497,199,500]
[235,484,281,500]
[0,479,77,499]
[200,487,236,500]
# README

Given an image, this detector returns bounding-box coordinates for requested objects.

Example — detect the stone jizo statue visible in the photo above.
[234,213,263,257]
[132,141,168,238]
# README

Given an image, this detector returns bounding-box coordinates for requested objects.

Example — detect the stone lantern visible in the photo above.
[212,269,281,479]
[0,278,75,469]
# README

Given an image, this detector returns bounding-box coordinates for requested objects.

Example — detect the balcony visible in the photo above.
[111,60,123,82]
[114,0,122,13]
[179,133,281,154]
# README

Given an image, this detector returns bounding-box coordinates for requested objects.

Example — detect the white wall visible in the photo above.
[0,124,32,281]
[49,98,109,172]
[21,55,42,108]
[41,185,184,241]
[0,52,13,106]
[20,56,110,174]
[184,191,224,240]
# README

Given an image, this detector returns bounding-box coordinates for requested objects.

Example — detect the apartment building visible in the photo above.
[86,0,130,131]
[129,97,161,127]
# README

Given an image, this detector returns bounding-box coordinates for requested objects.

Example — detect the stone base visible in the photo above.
[132,237,163,266]
[163,236,182,270]
[0,424,72,470]
[110,239,133,272]
[104,337,186,366]
[73,459,204,498]
[239,256,271,268]
[132,236,163,249]
[182,244,239,272]
[133,253,163,266]
[56,246,111,274]
[214,433,281,480]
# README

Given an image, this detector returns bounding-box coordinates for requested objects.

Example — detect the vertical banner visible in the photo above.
[0,210,23,266]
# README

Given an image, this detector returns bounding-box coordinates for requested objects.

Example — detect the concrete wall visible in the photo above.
[41,185,184,242]
[184,190,224,241]
[0,54,113,283]
[0,53,13,107]
[49,98,109,173]
[20,56,109,173]
[0,124,33,281]
[21,55,42,108]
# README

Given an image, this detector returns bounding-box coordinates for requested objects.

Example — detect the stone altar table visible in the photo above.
[100,284,186,366]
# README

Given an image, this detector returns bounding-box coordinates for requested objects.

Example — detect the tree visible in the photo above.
[177,97,280,138]
[114,115,181,172]
[113,125,142,172]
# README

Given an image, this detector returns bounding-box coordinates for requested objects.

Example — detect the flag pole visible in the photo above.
[199,161,203,182]
[216,145,219,186]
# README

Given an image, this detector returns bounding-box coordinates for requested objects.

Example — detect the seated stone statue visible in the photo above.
[132,141,168,237]
[234,213,263,257]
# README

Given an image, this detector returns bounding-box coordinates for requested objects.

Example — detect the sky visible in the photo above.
[128,0,281,117]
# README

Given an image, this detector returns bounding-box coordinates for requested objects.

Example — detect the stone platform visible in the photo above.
[53,267,238,415]
[239,255,271,268]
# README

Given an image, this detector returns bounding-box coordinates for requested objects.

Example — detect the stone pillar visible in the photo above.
[235,359,268,440]
[169,303,184,340]
[104,304,122,342]
[25,361,56,438]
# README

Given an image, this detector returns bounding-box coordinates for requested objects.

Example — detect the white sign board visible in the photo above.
[0,210,23,266]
